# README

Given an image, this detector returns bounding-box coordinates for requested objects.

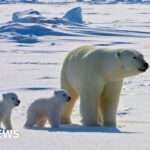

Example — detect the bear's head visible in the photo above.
[116,49,149,78]
[54,89,71,103]
[2,93,21,108]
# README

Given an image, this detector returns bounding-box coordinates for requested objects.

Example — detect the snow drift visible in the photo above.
[0,23,74,36]
[0,7,83,43]
[63,7,83,24]
[12,9,45,23]
[12,7,83,25]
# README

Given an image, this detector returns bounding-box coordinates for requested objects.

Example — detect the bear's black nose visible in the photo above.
[15,100,21,106]
[67,96,71,101]
[144,63,149,69]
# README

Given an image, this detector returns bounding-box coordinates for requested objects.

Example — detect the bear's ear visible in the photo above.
[2,94,7,100]
[116,50,121,58]
[54,90,58,95]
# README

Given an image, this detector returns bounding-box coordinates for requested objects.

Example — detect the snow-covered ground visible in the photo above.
[0,3,150,150]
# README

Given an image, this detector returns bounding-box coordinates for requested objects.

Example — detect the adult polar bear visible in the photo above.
[60,45,149,127]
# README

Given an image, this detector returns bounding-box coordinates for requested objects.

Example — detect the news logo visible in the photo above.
[0,130,20,139]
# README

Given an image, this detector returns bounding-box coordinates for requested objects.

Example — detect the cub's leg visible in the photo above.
[3,115,12,130]
[36,117,47,127]
[48,113,59,128]
[24,113,37,128]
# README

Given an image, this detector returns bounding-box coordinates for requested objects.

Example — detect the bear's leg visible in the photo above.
[100,80,123,127]
[36,117,47,128]
[3,115,12,130]
[80,86,104,126]
[61,79,79,124]
[48,114,59,128]
[24,113,37,128]
[97,103,103,126]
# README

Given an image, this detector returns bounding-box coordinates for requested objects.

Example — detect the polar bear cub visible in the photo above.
[24,89,71,128]
[0,93,21,130]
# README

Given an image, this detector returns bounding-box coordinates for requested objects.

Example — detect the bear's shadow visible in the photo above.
[25,124,137,134]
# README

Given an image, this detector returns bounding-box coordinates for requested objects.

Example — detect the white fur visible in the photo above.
[0,93,20,130]
[60,45,148,127]
[24,89,71,128]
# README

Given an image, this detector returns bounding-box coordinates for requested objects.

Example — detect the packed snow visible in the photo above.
[0,2,150,150]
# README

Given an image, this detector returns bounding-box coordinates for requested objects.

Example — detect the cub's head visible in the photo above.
[54,89,71,103]
[116,49,149,78]
[2,93,21,107]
